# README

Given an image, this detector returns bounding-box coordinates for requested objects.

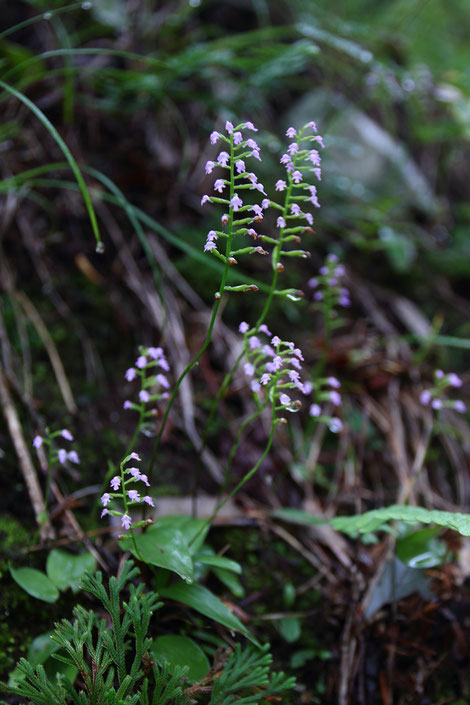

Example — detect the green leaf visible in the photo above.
[46,549,96,592]
[150,635,210,683]
[193,553,242,574]
[330,505,470,537]
[212,567,245,599]
[278,617,301,643]
[396,527,448,568]
[152,515,209,554]
[9,565,59,603]
[120,527,194,583]
[159,581,258,645]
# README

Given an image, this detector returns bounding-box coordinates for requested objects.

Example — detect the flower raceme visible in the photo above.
[239,322,344,432]
[100,451,155,532]
[201,120,325,299]
[32,427,80,465]
[308,254,350,310]
[123,346,171,432]
[420,370,466,414]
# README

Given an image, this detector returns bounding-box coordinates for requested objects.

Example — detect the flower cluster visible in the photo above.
[308,376,344,433]
[33,428,80,465]
[123,346,171,431]
[239,322,311,422]
[201,120,325,298]
[202,120,268,284]
[420,370,466,413]
[100,451,155,531]
[308,254,350,310]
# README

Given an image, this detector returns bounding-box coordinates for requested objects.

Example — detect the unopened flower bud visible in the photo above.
[228,257,238,265]
[276,263,285,272]
[215,292,221,299]
[221,214,229,225]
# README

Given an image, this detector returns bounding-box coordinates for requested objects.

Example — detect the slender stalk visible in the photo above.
[147,132,236,480]
[191,405,277,546]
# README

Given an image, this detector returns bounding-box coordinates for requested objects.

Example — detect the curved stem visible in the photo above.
[220,405,265,497]
[190,405,277,546]
[147,133,236,481]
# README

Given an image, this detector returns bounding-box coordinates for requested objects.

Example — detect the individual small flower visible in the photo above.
[128,489,141,502]
[277,216,286,228]
[329,418,343,433]
[136,356,147,369]
[244,362,255,376]
[309,403,321,417]
[235,159,246,173]
[420,390,431,406]
[110,476,121,490]
[327,377,341,388]
[121,514,132,530]
[271,335,281,346]
[279,393,291,406]
[454,400,467,413]
[302,381,313,395]
[263,344,275,356]
[251,204,263,219]
[290,204,301,217]
[286,127,297,138]
[61,429,73,441]
[143,495,155,507]
[33,435,43,449]
[128,467,140,478]
[259,324,271,336]
[329,391,342,406]
[58,449,67,464]
[218,151,230,167]
[214,179,226,192]
[287,142,299,156]
[308,150,321,166]
[233,131,243,145]
[129,452,142,461]
[207,230,218,241]
[272,356,283,371]
[204,240,217,252]
[221,214,229,225]
[308,185,320,208]
[261,198,270,209]
[275,179,287,191]
[307,121,318,132]
[448,373,463,387]
[205,161,215,174]
[280,154,291,165]
[230,194,243,211]
[210,131,220,144]
[244,121,258,131]
[123,400,133,409]
[260,373,271,385]
[68,451,80,464]
[101,508,109,518]
[201,195,211,206]
[249,336,261,349]
[251,380,261,393]
[156,374,170,388]
[101,493,111,506]
[239,321,249,333]
[139,474,150,487]
[288,370,300,382]
[139,390,151,403]
[292,171,303,184]
[225,120,233,133]
[125,368,137,381]
[435,370,445,379]
[313,135,325,148]
[432,399,443,410]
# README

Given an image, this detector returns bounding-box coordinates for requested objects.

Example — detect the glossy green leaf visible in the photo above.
[193,553,242,574]
[9,565,59,603]
[120,527,194,583]
[151,635,210,683]
[159,581,258,644]
[212,567,245,598]
[46,549,96,592]
[396,527,448,568]
[152,515,209,554]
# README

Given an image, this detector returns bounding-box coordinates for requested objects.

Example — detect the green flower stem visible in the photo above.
[118,459,144,561]
[190,404,277,546]
[220,404,266,497]
[147,133,236,481]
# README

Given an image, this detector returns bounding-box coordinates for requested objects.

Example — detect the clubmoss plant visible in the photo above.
[3,561,295,705]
